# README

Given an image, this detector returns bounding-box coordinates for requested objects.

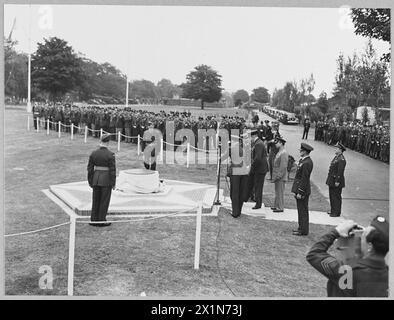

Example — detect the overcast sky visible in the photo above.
[4,4,390,97]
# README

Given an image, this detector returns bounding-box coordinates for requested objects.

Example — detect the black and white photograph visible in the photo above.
[2,1,392,300]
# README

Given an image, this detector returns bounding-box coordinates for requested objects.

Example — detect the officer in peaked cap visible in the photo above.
[291,142,314,235]
[326,142,347,217]
[87,133,116,227]
[307,215,389,297]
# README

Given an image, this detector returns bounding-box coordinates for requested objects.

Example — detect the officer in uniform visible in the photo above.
[249,128,269,209]
[326,142,346,217]
[302,118,310,140]
[306,216,389,297]
[291,142,314,236]
[227,135,251,218]
[87,134,116,227]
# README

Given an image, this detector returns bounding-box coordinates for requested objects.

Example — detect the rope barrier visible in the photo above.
[77,207,200,224]
[4,222,71,238]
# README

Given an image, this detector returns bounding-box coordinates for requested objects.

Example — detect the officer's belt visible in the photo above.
[94,166,109,171]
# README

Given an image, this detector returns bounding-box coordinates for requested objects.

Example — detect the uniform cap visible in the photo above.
[300,142,313,152]
[100,133,111,143]
[275,136,286,144]
[335,142,346,151]
[370,216,389,242]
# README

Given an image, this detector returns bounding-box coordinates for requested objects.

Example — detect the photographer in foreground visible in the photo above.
[306,216,389,297]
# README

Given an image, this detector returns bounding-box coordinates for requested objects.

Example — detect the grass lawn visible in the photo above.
[5,106,333,297]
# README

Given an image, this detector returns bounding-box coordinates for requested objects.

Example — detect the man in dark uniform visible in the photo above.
[228,135,251,218]
[306,216,389,297]
[291,142,313,236]
[302,118,311,140]
[87,134,116,227]
[326,142,346,217]
[249,129,269,209]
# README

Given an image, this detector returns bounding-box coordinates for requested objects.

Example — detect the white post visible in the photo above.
[67,216,76,296]
[194,204,203,270]
[159,138,164,162]
[187,142,190,168]
[117,131,121,152]
[71,124,74,140]
[47,119,50,135]
[36,117,39,132]
[58,121,61,138]
[100,128,103,139]
[137,135,140,155]
[27,116,30,131]
[84,126,88,143]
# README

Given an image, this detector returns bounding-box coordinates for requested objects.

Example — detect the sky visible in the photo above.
[4,5,390,98]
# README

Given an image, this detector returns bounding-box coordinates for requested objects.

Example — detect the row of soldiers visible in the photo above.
[32,103,247,147]
[314,120,390,163]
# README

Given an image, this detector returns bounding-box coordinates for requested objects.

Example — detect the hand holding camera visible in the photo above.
[335,220,362,237]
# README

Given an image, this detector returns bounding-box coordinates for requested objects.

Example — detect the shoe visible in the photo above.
[252,206,261,210]
[272,209,284,213]
[327,211,331,215]
[99,222,112,227]
[270,207,277,210]
[329,214,340,217]
[89,223,101,227]
[292,231,307,236]
[292,229,300,233]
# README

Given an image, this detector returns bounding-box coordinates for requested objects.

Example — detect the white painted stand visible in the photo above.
[84,126,87,143]
[58,121,61,138]
[27,116,30,131]
[71,124,74,140]
[47,119,50,135]
[36,117,39,132]
[67,216,76,296]
[186,142,190,168]
[194,204,203,270]
[117,131,121,152]
[137,135,140,155]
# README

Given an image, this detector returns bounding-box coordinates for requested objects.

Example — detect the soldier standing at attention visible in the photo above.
[302,117,311,140]
[87,134,116,227]
[291,143,314,236]
[326,142,346,217]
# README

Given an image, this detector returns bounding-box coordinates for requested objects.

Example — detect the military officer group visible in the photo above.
[32,103,389,297]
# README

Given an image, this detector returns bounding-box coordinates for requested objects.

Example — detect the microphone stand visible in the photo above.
[214,139,222,206]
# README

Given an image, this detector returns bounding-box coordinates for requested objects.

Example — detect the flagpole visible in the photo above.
[27,4,32,113]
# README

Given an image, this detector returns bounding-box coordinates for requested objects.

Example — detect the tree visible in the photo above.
[32,37,84,101]
[157,78,181,99]
[4,37,28,100]
[333,41,390,110]
[316,91,329,114]
[251,87,270,103]
[351,9,390,61]
[181,64,223,109]
[130,79,158,100]
[233,89,249,106]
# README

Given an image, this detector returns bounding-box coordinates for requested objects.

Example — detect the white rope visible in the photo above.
[4,222,71,238]
[120,133,139,138]
[77,207,200,224]
[190,145,217,152]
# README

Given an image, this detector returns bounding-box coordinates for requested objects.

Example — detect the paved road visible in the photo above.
[257,112,390,226]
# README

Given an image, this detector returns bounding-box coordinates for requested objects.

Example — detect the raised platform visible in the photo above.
[48,178,223,217]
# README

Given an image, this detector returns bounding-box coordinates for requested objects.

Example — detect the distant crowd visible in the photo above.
[32,103,247,146]
[314,120,390,163]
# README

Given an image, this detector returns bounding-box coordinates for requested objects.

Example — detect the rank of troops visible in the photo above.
[32,103,247,146]
[314,120,390,163]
